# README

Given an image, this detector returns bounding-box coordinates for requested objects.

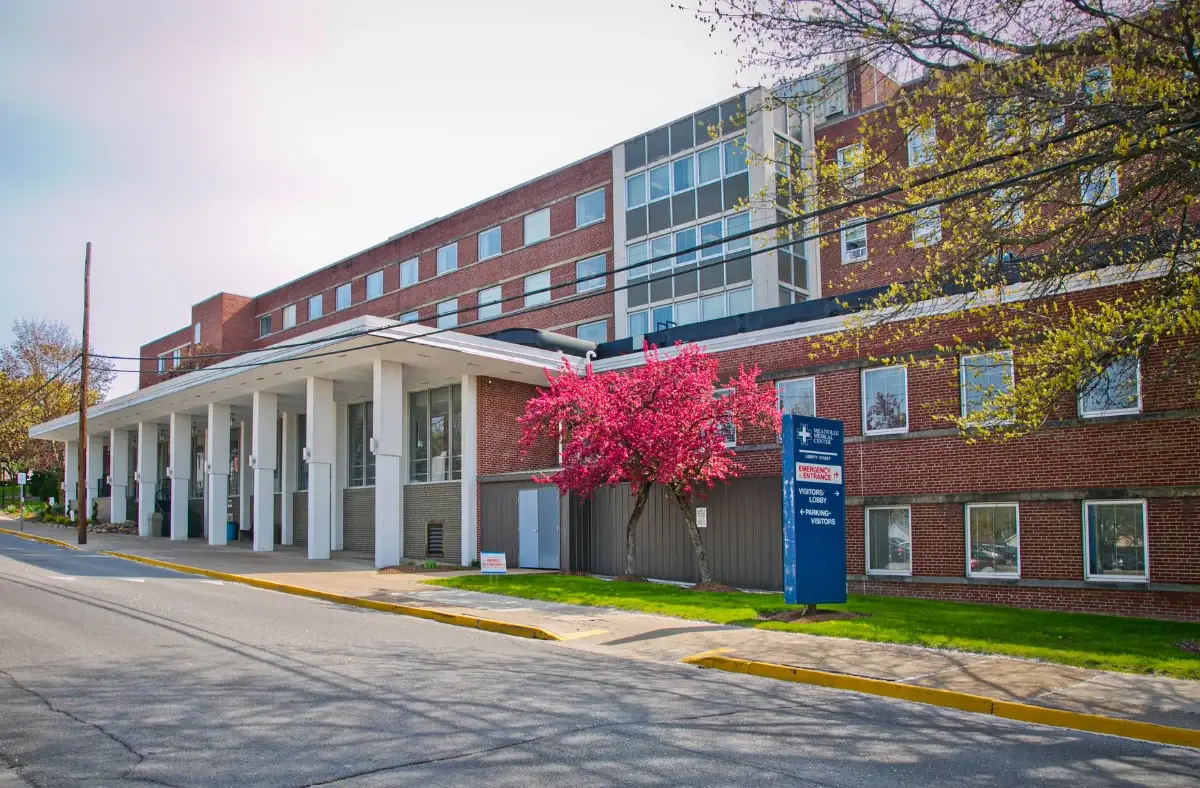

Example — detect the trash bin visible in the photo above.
[226,521,238,542]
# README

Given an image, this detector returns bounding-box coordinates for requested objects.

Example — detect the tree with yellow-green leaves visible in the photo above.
[699,0,1200,436]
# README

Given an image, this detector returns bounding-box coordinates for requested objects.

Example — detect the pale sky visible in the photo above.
[0,0,750,396]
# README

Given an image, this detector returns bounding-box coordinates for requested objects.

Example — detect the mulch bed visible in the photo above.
[758,609,868,624]
[690,581,740,593]
[1178,640,1200,654]
[378,563,461,574]
[613,574,649,583]
[44,520,138,535]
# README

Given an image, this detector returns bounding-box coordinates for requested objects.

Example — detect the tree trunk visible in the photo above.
[670,487,713,585]
[625,485,650,577]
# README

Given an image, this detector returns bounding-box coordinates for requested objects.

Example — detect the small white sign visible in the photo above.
[480,552,507,574]
[796,462,843,485]
[695,507,708,528]
[16,472,26,486]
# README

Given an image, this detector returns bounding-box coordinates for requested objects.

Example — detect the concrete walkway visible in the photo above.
[7,517,1199,730]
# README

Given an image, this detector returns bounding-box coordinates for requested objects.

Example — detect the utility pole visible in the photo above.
[77,242,91,545]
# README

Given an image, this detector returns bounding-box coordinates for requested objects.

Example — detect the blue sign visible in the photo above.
[781,414,847,605]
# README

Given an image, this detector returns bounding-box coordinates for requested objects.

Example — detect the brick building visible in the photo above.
[32,61,1199,621]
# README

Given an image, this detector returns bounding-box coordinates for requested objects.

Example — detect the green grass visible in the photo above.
[428,574,1200,679]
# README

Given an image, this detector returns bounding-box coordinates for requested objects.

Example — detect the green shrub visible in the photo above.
[422,559,439,569]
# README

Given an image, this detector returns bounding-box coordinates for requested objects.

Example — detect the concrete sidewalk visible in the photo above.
[7,517,1199,730]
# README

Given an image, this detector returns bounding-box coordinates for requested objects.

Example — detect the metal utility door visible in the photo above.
[517,487,560,569]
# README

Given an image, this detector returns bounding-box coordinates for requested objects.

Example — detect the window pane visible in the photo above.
[437,244,458,274]
[451,385,462,481]
[336,283,351,309]
[283,304,296,328]
[400,310,418,324]
[408,391,429,483]
[650,235,672,272]
[348,403,365,487]
[366,271,383,299]
[776,378,815,417]
[697,146,721,184]
[1080,357,1139,415]
[968,505,1019,575]
[576,189,604,226]
[429,387,450,482]
[525,209,550,244]
[259,315,271,337]
[701,293,725,321]
[437,299,457,329]
[727,287,752,314]
[863,367,907,432]
[700,220,724,258]
[627,242,649,279]
[867,508,911,573]
[308,295,323,320]
[577,320,607,344]
[676,299,699,325]
[725,212,751,252]
[674,228,697,265]
[842,219,867,262]
[525,271,551,307]
[576,254,605,292]
[649,165,671,201]
[626,173,646,208]
[1087,502,1146,577]
[478,227,502,260]
[400,258,419,287]
[365,402,375,486]
[723,135,748,175]
[672,156,694,192]
[296,414,308,491]
[628,311,648,342]
[478,286,502,320]
[962,352,1013,418]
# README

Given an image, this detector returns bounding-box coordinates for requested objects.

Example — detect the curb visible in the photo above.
[682,653,1200,749]
[0,526,80,550]
[98,551,563,642]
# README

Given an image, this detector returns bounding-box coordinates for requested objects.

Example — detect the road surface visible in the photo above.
[1,532,1197,787]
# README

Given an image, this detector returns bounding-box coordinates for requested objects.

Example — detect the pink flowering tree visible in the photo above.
[519,343,780,585]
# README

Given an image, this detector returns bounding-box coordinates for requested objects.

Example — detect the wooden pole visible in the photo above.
[77,242,91,545]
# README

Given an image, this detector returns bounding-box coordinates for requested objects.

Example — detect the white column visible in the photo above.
[168,413,191,540]
[63,440,78,518]
[460,375,478,566]
[306,378,335,560]
[251,392,277,552]
[280,411,297,546]
[207,404,231,546]
[85,433,104,522]
[372,360,404,568]
[333,402,346,551]
[136,423,156,536]
[238,419,251,532]
[109,429,130,523]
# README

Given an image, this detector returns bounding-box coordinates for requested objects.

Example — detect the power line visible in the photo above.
[0,355,82,426]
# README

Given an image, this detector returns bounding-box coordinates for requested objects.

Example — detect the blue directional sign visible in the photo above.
[781,414,847,605]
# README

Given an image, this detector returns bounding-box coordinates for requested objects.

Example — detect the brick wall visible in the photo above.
[403,482,462,563]
[476,377,558,476]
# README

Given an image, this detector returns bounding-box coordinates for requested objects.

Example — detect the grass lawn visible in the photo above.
[428,574,1200,679]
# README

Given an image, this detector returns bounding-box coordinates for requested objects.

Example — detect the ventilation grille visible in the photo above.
[426,522,444,557]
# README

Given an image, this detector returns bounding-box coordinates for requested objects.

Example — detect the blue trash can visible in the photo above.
[226,522,238,542]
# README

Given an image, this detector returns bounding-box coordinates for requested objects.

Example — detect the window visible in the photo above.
[912,206,941,247]
[966,504,1019,577]
[907,124,936,167]
[990,188,1025,228]
[477,285,502,320]
[172,347,181,365]
[776,377,816,418]
[862,366,908,434]
[712,389,736,446]
[366,270,384,300]
[576,188,605,227]
[335,283,351,310]
[625,173,647,209]
[649,165,671,202]
[1081,165,1119,206]
[841,218,868,262]
[697,146,722,184]
[408,385,462,483]
[258,315,271,338]
[628,311,649,344]
[478,226,502,260]
[400,258,419,288]
[725,211,751,254]
[577,320,607,344]
[436,299,457,329]
[727,286,752,315]
[524,209,550,245]
[282,304,297,329]
[672,156,694,192]
[1083,65,1112,103]
[836,143,864,187]
[157,354,168,373]
[576,254,605,293]
[308,294,323,321]
[296,413,308,492]
[866,507,911,575]
[347,402,375,488]
[436,243,458,275]
[524,271,551,307]
[1079,357,1140,417]
[1084,500,1147,580]
[961,351,1014,421]
[193,323,201,344]
[987,106,1018,146]
[399,310,419,324]
[723,136,748,175]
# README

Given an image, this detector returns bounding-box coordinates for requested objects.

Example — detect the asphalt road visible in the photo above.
[1,533,1197,788]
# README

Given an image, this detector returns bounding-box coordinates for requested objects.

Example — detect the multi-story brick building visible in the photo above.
[32,61,1199,621]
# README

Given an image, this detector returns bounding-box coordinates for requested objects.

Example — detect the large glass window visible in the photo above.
[576,254,605,292]
[576,188,605,227]
[723,136,748,175]
[907,124,936,167]
[961,351,1014,421]
[841,218,867,262]
[400,258,419,288]
[1079,357,1140,417]
[283,304,297,329]
[867,507,911,575]
[625,173,647,209]
[776,377,816,418]
[525,271,551,307]
[308,294,323,321]
[437,299,457,329]
[524,209,550,245]
[478,226,502,260]
[672,156,694,192]
[912,206,941,248]
[347,402,375,488]
[649,165,671,202]
[577,320,607,344]
[335,283,351,310]
[966,504,1019,577]
[1084,500,1148,580]
[408,385,462,483]
[437,243,458,275]
[478,285,502,320]
[697,146,721,184]
[862,366,908,434]
[366,270,384,300]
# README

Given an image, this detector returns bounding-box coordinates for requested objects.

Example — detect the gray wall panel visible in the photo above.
[293,491,308,547]
[343,487,375,552]
[403,483,461,562]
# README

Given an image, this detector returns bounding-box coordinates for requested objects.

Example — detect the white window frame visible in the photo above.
[193,323,201,344]
[335,283,351,311]
[965,503,1021,579]
[713,388,736,447]
[1081,165,1119,207]
[1078,357,1141,418]
[365,270,384,300]
[575,254,606,293]
[524,271,551,308]
[282,303,297,329]
[912,206,941,248]
[577,319,607,344]
[960,350,1014,423]
[841,217,868,263]
[575,188,605,228]
[436,243,458,275]
[1082,499,1149,582]
[436,299,457,329]
[696,145,722,185]
[906,124,936,168]
[775,376,816,418]
[477,226,502,261]
[157,353,168,373]
[861,366,909,435]
[399,310,419,324]
[477,285,502,320]
[723,135,748,176]
[258,315,271,338]
[836,142,864,187]
[625,173,647,209]
[400,258,419,288]
[865,505,913,577]
[308,294,323,321]
[524,208,550,245]
[172,347,181,365]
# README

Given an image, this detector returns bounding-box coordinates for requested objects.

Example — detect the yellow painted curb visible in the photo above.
[682,653,1200,749]
[0,526,81,550]
[99,551,562,642]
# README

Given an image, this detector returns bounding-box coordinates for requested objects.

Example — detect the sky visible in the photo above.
[0,0,750,396]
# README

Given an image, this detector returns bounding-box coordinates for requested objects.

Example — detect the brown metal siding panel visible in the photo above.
[480,480,558,564]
